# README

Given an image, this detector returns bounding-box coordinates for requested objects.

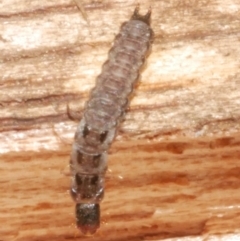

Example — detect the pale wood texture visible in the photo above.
[0,0,240,240]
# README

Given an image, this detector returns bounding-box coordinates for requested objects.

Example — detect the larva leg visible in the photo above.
[66,103,82,122]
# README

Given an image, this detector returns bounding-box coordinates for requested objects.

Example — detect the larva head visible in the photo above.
[76,203,100,235]
[131,5,151,25]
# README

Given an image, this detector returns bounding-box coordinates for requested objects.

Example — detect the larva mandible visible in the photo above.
[70,6,153,235]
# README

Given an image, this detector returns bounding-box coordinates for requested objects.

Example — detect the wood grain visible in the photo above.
[0,0,240,240]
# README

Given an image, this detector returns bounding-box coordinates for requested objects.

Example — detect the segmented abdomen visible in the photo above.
[74,19,153,155]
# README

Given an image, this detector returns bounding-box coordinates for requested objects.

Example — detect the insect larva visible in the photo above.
[70,6,153,235]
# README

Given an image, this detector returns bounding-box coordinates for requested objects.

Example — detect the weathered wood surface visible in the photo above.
[0,0,240,240]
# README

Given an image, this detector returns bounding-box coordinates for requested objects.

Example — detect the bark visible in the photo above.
[0,0,240,240]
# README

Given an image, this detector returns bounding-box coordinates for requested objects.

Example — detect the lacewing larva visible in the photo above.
[70,6,153,234]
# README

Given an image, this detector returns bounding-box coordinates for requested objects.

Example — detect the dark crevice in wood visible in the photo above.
[0,93,82,106]
[0,114,69,132]
[0,41,111,63]
[0,4,75,19]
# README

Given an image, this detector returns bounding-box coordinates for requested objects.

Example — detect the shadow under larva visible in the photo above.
[69,6,154,235]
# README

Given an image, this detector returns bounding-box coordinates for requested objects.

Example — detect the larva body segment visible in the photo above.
[70,144,106,203]
[70,7,153,235]
[84,19,153,131]
[74,9,153,155]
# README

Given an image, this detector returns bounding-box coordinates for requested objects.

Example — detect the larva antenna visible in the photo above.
[131,5,152,25]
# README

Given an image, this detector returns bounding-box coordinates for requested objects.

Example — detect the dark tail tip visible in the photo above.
[131,5,151,25]
[76,203,100,235]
